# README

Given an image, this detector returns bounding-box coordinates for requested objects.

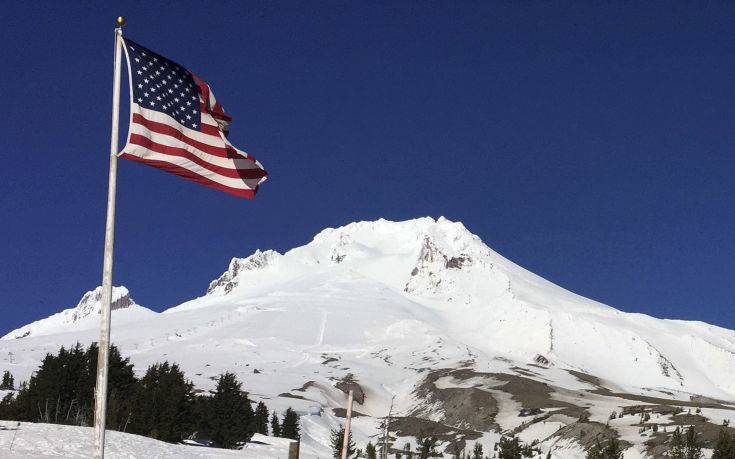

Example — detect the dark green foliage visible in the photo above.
[417,436,438,459]
[209,372,254,448]
[0,343,272,450]
[127,362,196,442]
[472,442,483,459]
[271,411,282,437]
[712,428,735,459]
[252,401,269,435]
[685,426,703,459]
[0,393,17,419]
[669,427,685,459]
[403,442,414,459]
[10,343,135,428]
[586,437,623,459]
[499,436,522,458]
[331,427,356,458]
[281,407,300,440]
[366,441,377,459]
[0,371,14,390]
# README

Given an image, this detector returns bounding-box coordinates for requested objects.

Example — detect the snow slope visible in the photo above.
[2,286,156,340]
[1,217,734,457]
[0,421,292,458]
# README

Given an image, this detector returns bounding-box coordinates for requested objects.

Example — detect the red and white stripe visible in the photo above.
[120,73,267,198]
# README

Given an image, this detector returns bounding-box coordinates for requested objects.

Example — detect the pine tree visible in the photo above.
[209,372,253,448]
[366,441,377,459]
[712,428,734,459]
[403,442,414,459]
[418,436,438,459]
[587,437,623,459]
[331,427,356,458]
[0,371,13,390]
[472,442,483,459]
[252,401,269,435]
[128,362,196,442]
[669,427,685,459]
[270,412,281,437]
[684,426,703,459]
[499,436,522,459]
[281,407,301,440]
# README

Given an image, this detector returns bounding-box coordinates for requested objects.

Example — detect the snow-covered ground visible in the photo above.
[0,421,293,458]
[1,217,734,457]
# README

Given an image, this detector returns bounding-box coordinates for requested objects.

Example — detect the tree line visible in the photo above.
[0,343,299,449]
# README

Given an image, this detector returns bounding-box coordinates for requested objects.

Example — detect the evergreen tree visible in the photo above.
[0,371,14,390]
[281,407,301,440]
[546,451,552,459]
[499,436,522,459]
[10,343,135,428]
[0,393,17,420]
[418,436,438,459]
[712,428,734,459]
[366,441,377,459]
[472,442,483,459]
[209,372,253,448]
[252,401,269,435]
[587,437,623,459]
[128,362,196,442]
[331,427,356,458]
[403,442,414,459]
[668,428,685,459]
[684,426,703,459]
[270,411,281,437]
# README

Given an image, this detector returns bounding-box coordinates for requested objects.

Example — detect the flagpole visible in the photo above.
[93,16,125,459]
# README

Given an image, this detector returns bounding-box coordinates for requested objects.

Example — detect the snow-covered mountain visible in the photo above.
[1,217,734,458]
[2,286,155,340]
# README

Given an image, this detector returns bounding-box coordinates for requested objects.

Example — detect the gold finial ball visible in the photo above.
[116,16,126,27]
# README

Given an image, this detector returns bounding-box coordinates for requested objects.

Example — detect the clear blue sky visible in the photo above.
[1,1,733,336]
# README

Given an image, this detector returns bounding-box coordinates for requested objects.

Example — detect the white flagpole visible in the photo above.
[340,390,354,459]
[93,16,125,459]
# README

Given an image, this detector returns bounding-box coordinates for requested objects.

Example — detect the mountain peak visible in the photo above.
[1,286,153,340]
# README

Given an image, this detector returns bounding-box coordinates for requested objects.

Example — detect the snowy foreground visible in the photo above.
[1,217,734,457]
[0,421,293,458]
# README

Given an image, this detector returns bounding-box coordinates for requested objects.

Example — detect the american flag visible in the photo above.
[120,38,267,198]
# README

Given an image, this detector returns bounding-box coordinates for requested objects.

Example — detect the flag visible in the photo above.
[120,38,267,198]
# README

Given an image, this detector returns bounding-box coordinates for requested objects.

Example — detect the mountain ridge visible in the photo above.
[1,217,734,457]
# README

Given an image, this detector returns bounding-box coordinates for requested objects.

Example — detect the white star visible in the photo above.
[137,84,143,89]
[192,109,196,113]
[186,101,191,106]
[142,66,147,71]
[153,57,158,62]
[156,96,162,101]
[141,52,146,56]
[136,70,142,75]
[168,89,173,93]
[151,88,156,93]
[143,92,149,97]
[180,92,185,97]
[178,78,183,83]
[149,101,155,106]
[174,84,179,89]
[155,70,160,76]
[174,97,179,102]
[167,75,173,80]
[134,57,140,63]
[137,98,142,103]
[144,79,149,84]
[186,115,191,119]
[192,95,197,100]
[192,123,197,128]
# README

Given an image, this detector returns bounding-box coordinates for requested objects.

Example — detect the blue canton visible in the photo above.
[124,38,201,130]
